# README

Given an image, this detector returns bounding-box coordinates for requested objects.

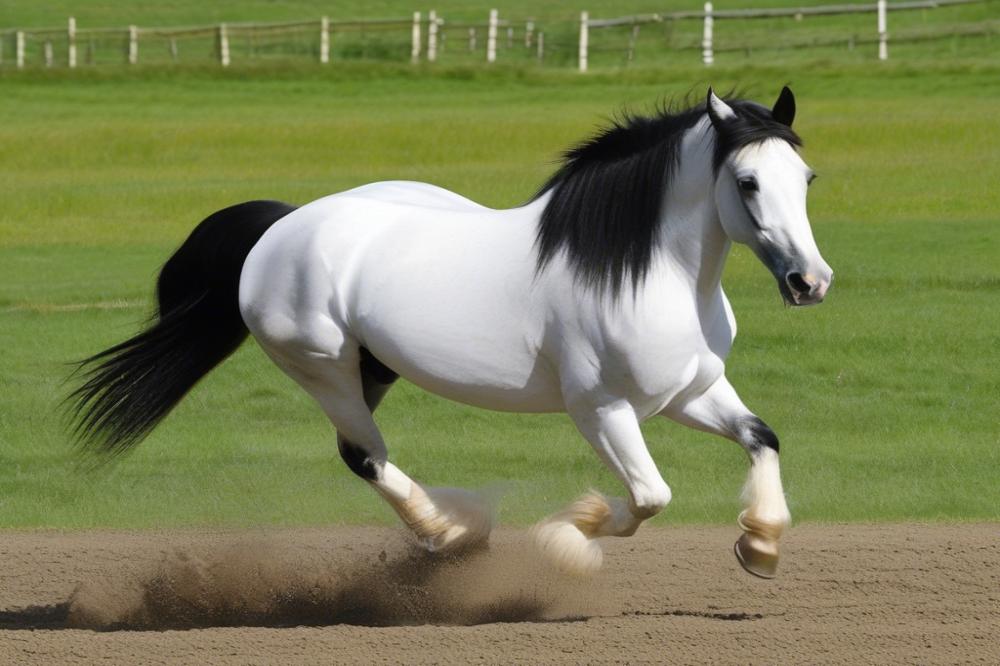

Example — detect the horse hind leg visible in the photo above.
[293,346,494,552]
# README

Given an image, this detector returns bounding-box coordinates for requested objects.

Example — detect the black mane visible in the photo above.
[534,98,801,297]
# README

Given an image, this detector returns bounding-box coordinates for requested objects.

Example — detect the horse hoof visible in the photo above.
[733,531,779,579]
[532,519,603,576]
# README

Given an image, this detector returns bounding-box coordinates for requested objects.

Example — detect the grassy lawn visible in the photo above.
[0,61,997,529]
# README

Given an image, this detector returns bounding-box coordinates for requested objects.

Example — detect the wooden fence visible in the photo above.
[0,11,556,68]
[1,0,995,70]
[1,17,416,68]
[584,0,996,70]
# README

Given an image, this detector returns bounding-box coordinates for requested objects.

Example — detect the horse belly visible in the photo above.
[350,230,563,413]
[374,342,563,413]
[359,305,563,412]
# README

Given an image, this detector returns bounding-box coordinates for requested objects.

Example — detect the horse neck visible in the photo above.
[657,118,730,299]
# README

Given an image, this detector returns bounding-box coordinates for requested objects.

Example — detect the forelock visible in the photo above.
[711,100,801,172]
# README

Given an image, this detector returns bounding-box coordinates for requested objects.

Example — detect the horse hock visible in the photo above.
[379,475,494,553]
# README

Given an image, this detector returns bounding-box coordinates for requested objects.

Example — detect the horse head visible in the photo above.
[708,87,833,306]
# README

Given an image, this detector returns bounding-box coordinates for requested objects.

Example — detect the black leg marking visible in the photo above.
[741,416,779,454]
[360,347,399,386]
[338,437,379,481]
[337,348,399,481]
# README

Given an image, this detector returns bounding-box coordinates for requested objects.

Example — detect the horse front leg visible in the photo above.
[665,375,791,578]
[533,399,672,575]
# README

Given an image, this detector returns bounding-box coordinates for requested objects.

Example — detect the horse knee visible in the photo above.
[739,415,779,455]
[337,436,384,482]
[630,481,672,519]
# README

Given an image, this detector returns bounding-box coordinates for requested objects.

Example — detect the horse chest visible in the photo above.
[616,339,727,419]
[585,299,729,417]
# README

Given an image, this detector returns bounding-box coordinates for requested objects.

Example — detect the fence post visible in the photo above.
[44,41,54,67]
[627,22,640,63]
[877,0,888,61]
[428,10,438,62]
[525,20,534,48]
[411,11,421,63]
[578,11,589,72]
[702,2,714,66]
[218,23,230,66]
[487,9,498,63]
[468,27,476,52]
[320,16,329,64]
[16,30,25,68]
[537,31,544,62]
[128,25,138,64]
[68,17,77,68]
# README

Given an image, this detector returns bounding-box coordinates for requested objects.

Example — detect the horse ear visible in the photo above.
[706,87,736,129]
[772,86,796,127]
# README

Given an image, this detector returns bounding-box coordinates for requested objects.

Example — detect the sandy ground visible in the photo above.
[0,523,997,664]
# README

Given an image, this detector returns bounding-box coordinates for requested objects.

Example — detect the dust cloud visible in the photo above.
[66,530,609,630]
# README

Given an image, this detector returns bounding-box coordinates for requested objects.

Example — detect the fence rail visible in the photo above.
[588,0,983,27]
[1,0,995,71]
[587,0,994,69]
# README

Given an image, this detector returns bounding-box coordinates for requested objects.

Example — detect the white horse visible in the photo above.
[71,88,832,578]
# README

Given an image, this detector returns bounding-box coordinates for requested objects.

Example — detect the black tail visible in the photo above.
[68,200,297,455]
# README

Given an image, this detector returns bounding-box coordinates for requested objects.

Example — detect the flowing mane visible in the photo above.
[534,98,801,297]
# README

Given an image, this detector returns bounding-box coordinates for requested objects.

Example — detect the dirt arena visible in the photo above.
[0,523,996,664]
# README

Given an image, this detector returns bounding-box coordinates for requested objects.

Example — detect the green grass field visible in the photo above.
[1,56,998,530]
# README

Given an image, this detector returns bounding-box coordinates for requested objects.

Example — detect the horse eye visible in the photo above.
[737,177,758,193]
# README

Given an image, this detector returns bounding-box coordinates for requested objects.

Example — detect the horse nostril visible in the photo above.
[785,272,813,295]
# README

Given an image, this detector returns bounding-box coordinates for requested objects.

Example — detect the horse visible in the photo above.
[70,87,832,579]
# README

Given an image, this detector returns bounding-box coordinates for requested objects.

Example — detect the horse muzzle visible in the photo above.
[781,269,832,306]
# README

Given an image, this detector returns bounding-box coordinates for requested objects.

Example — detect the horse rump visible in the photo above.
[67,200,297,455]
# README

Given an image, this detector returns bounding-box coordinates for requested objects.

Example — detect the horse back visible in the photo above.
[239,185,565,412]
